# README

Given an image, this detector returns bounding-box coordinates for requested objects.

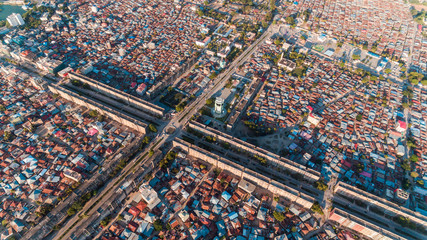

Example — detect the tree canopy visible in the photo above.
[273,211,285,222]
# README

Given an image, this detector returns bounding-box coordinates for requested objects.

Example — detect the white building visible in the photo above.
[282,42,291,51]
[139,184,161,209]
[40,12,50,22]
[91,5,98,13]
[217,45,232,58]
[195,37,211,48]
[278,54,296,71]
[307,113,322,127]
[7,13,25,27]
[63,169,82,182]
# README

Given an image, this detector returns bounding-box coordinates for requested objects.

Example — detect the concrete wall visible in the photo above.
[66,84,160,124]
[335,182,427,229]
[188,121,320,182]
[69,73,164,117]
[173,138,315,209]
[330,209,405,240]
[49,85,147,134]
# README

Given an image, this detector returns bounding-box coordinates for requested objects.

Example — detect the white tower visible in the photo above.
[215,97,224,114]
[212,97,226,118]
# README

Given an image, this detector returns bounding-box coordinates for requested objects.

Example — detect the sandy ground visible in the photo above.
[410,3,427,11]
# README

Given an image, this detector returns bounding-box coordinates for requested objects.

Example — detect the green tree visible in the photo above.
[67,207,76,216]
[176,105,184,112]
[197,9,204,17]
[97,114,105,122]
[402,102,409,109]
[292,67,306,77]
[402,178,410,190]
[355,162,364,173]
[310,201,324,215]
[285,16,295,26]
[142,136,150,145]
[206,98,213,105]
[314,180,328,191]
[273,211,285,222]
[37,204,53,217]
[411,171,419,178]
[352,54,360,60]
[153,219,164,231]
[409,78,419,85]
[401,161,411,171]
[3,131,11,141]
[408,72,425,85]
[262,21,268,28]
[402,88,413,99]
[209,72,218,79]
[148,124,157,133]
[409,155,419,163]
[407,138,417,149]
[100,216,111,227]
[89,110,98,118]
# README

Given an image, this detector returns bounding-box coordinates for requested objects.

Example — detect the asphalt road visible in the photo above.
[173,26,275,127]
[51,138,162,240]
[20,138,141,240]
[50,25,275,240]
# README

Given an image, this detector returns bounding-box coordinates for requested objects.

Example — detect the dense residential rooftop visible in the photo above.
[278,0,427,72]
[0,62,138,236]
[0,0,426,239]
[1,0,217,95]
[98,149,348,240]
